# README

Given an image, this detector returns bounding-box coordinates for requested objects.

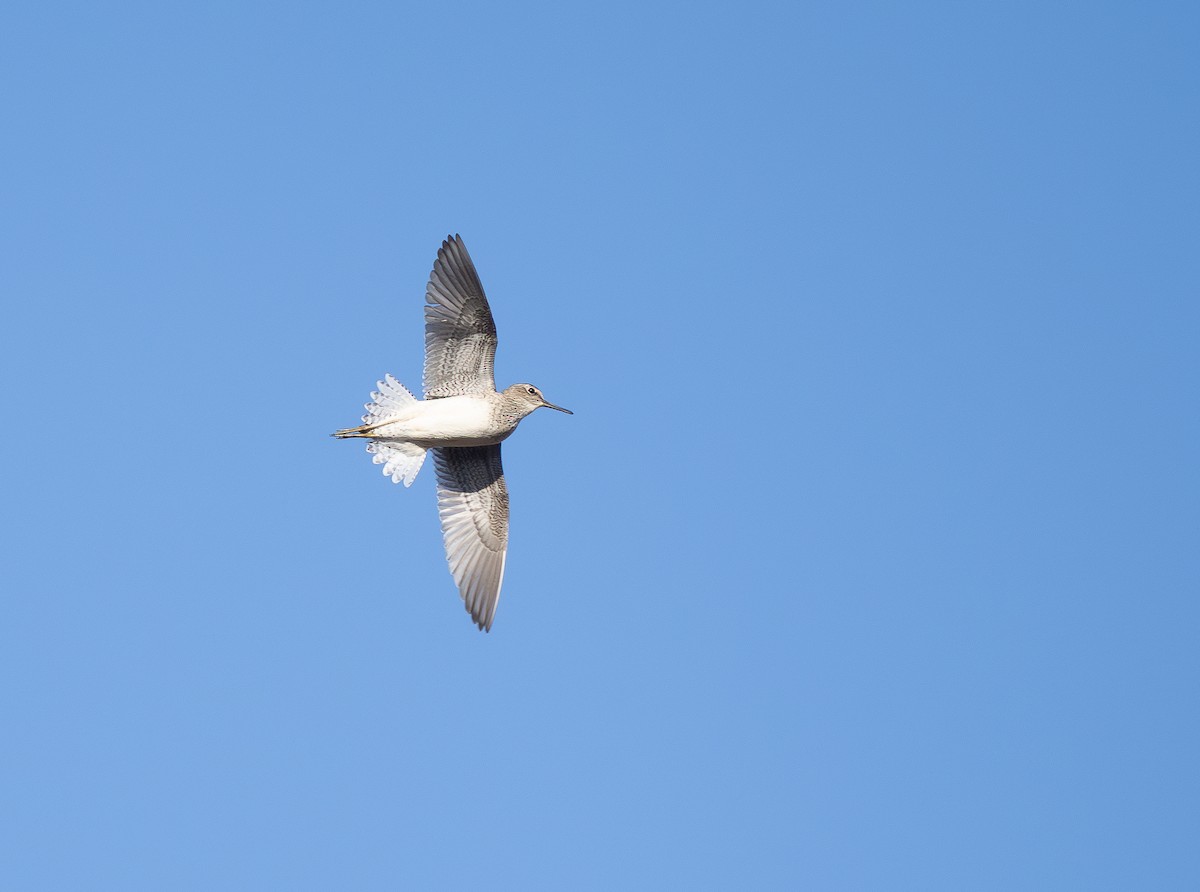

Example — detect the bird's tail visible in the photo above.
[333,374,427,485]
[332,373,418,437]
[367,440,427,486]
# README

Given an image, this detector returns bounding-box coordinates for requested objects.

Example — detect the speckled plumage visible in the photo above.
[333,235,571,631]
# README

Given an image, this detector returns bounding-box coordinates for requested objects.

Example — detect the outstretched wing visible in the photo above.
[423,235,498,398]
[432,445,509,631]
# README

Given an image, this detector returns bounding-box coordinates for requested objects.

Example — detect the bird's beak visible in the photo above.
[541,399,573,415]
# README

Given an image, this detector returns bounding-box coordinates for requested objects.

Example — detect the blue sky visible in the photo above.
[2,2,1198,888]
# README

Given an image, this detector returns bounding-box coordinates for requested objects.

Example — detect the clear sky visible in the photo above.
[2,2,1198,889]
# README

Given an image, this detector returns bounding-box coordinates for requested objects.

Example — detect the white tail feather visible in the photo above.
[367,439,427,486]
[336,375,426,484]
[363,374,417,423]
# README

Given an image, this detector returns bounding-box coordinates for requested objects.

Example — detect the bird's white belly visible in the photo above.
[373,395,512,447]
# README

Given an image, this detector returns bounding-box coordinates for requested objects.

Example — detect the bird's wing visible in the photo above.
[432,445,509,631]
[423,235,498,398]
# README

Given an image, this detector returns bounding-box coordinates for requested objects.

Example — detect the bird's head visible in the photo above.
[502,383,573,417]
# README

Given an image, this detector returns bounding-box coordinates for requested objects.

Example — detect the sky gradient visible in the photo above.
[3,2,1198,889]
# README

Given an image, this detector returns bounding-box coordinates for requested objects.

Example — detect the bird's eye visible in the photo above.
[527,386,537,395]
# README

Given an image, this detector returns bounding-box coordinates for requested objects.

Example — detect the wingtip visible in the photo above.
[436,233,468,267]
[470,613,492,633]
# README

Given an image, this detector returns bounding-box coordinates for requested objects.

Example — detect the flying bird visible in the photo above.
[333,235,571,631]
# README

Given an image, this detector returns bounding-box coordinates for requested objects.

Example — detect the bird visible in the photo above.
[333,235,571,631]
